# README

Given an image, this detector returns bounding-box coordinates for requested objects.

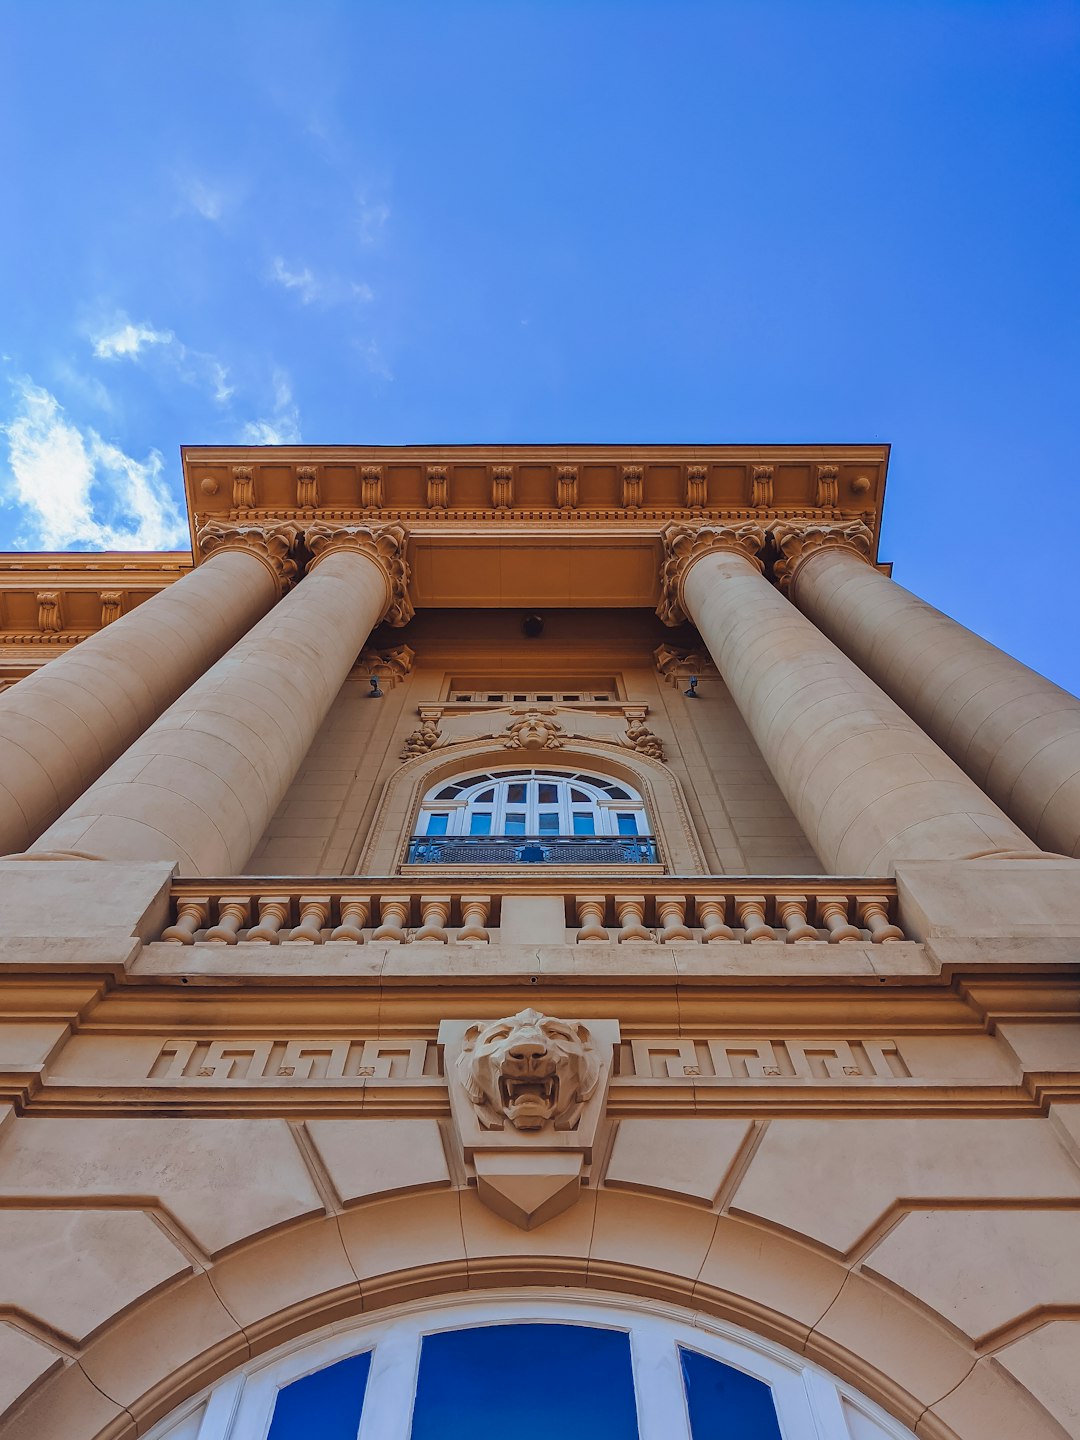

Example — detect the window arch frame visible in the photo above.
[145,1292,919,1440]
[348,741,708,874]
[417,767,650,840]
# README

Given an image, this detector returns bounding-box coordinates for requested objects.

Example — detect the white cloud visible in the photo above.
[270,256,320,304]
[357,339,393,382]
[88,311,233,409]
[269,257,375,309]
[92,319,175,360]
[182,176,226,221]
[0,379,187,550]
[241,368,301,446]
[356,194,390,246]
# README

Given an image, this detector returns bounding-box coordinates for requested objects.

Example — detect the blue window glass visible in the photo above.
[411,1324,638,1438]
[505,812,526,835]
[469,812,492,835]
[426,813,449,835]
[267,1352,370,1440]
[616,813,638,835]
[573,812,595,835]
[507,783,527,804]
[679,1347,782,1440]
[538,812,560,834]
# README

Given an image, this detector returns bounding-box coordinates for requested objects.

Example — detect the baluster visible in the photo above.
[458,896,491,943]
[614,894,652,943]
[857,895,905,943]
[286,895,330,943]
[656,894,693,943]
[372,894,411,943]
[161,898,210,945]
[415,895,451,943]
[330,898,370,943]
[247,897,291,943]
[735,896,777,943]
[817,896,863,943]
[204,897,250,945]
[575,895,610,943]
[776,895,820,943]
[696,896,736,943]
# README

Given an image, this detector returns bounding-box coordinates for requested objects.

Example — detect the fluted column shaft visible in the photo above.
[31,526,412,875]
[779,530,1080,857]
[0,526,294,856]
[661,526,1040,874]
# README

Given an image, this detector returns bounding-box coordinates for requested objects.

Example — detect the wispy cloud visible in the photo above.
[268,257,375,309]
[184,178,225,221]
[88,310,233,407]
[356,193,390,246]
[0,378,187,550]
[357,338,393,382]
[270,257,320,304]
[92,319,175,360]
[241,368,301,445]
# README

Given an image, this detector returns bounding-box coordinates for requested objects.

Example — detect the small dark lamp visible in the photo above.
[685,675,699,698]
[368,674,384,698]
[522,613,544,638]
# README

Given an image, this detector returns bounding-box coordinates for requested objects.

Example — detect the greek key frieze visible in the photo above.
[150,1038,435,1082]
[624,1038,909,1081]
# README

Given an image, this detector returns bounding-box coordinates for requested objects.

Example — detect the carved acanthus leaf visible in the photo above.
[621,715,664,761]
[771,520,874,593]
[231,464,255,509]
[196,521,300,595]
[99,591,124,627]
[656,522,766,626]
[36,591,62,633]
[360,644,416,689]
[305,523,414,626]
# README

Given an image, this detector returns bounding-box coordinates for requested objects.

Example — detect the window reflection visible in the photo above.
[266,1352,370,1440]
[411,1324,639,1439]
[679,1347,782,1440]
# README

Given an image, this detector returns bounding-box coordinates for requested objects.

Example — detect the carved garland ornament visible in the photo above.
[771,520,874,593]
[196,521,300,595]
[305,522,414,626]
[656,522,766,627]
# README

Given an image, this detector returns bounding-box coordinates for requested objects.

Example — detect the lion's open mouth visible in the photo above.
[500,1074,558,1110]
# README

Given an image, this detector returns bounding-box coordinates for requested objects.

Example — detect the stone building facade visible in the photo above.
[0,444,1079,1438]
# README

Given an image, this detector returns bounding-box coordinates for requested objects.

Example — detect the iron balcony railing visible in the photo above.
[405,834,660,865]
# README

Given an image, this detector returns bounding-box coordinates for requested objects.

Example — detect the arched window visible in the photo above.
[408,768,656,863]
[147,1298,919,1440]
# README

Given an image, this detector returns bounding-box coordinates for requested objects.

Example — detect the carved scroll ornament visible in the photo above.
[771,520,874,593]
[305,522,414,626]
[656,522,765,627]
[196,521,300,595]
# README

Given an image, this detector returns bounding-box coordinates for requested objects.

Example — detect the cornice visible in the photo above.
[196,520,300,596]
[656,522,766,627]
[305,522,414,626]
[771,520,875,593]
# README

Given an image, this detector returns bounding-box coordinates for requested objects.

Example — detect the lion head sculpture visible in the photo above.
[457,1008,602,1132]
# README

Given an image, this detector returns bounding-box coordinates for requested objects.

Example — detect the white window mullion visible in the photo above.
[629,1325,693,1440]
[356,1324,420,1440]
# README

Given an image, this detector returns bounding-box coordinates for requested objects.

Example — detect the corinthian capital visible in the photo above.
[771,521,874,593]
[657,523,766,626]
[305,523,414,626]
[196,521,299,595]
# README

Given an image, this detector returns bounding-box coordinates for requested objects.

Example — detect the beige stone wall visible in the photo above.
[2,858,1080,1439]
[244,608,820,875]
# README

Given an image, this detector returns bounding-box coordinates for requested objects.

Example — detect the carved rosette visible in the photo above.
[656,522,766,627]
[196,521,300,596]
[771,520,874,593]
[305,522,414,626]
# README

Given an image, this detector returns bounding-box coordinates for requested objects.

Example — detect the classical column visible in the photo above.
[773,522,1080,858]
[30,525,413,875]
[658,524,1040,874]
[0,523,295,856]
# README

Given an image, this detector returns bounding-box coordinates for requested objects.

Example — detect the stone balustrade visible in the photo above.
[159,879,903,946]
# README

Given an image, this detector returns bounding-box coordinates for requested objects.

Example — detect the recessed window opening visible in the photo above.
[409,769,656,863]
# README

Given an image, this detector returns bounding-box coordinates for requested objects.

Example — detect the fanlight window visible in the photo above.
[150,1299,919,1440]
[408,769,656,864]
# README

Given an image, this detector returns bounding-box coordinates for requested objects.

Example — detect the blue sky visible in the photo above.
[2,0,1078,690]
